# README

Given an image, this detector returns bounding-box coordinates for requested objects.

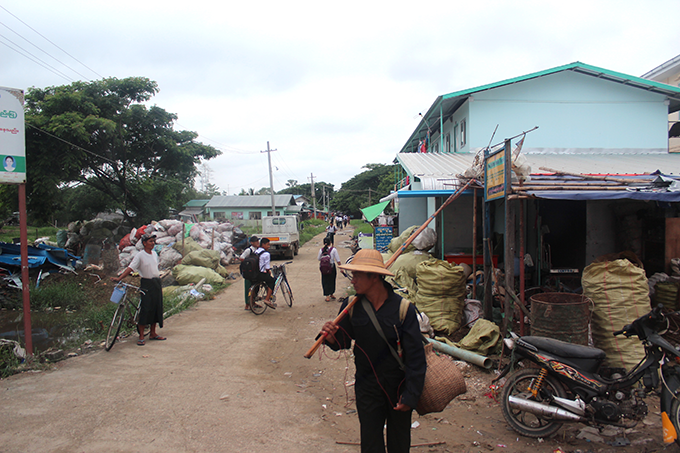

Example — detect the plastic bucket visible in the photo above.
[110,285,126,304]
[530,292,591,345]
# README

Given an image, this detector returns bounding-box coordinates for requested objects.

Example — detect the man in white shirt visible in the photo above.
[111,233,165,346]
[238,236,260,310]
[257,238,276,308]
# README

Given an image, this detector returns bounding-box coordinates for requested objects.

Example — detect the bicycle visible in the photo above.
[249,261,294,315]
[105,282,145,351]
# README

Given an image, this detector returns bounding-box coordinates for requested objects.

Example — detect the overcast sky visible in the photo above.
[2,0,679,196]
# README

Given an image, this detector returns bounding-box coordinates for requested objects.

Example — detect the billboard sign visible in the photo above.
[0,87,26,184]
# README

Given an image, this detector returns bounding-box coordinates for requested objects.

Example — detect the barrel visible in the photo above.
[530,292,591,345]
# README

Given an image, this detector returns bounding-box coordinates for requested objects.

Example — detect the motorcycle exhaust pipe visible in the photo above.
[508,395,584,422]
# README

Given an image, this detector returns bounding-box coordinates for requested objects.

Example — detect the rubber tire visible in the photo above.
[249,282,268,315]
[500,367,567,438]
[293,243,299,256]
[281,280,293,307]
[670,396,680,446]
[105,302,126,351]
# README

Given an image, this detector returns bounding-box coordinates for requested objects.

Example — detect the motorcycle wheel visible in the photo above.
[501,368,567,438]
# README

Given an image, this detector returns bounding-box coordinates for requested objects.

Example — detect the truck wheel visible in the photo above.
[293,243,299,256]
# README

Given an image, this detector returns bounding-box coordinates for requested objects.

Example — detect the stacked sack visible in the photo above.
[412,258,467,335]
[582,254,650,371]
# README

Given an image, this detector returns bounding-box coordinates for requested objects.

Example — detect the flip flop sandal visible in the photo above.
[137,339,145,346]
[149,336,167,341]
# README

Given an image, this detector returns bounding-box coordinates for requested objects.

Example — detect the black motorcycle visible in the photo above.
[498,305,680,445]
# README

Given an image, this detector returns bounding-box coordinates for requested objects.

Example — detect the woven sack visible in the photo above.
[416,343,467,415]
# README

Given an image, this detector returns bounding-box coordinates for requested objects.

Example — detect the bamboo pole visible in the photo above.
[538,167,645,184]
[304,179,475,359]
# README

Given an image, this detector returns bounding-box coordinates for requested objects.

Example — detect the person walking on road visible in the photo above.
[321,249,426,453]
[317,237,341,302]
[238,236,260,310]
[111,233,166,346]
[326,222,337,245]
[257,238,277,308]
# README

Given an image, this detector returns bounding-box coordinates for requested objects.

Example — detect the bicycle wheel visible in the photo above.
[249,282,268,315]
[281,279,293,307]
[105,302,127,351]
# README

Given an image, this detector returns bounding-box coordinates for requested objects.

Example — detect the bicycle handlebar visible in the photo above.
[114,282,142,292]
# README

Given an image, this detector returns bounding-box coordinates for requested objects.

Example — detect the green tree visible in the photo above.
[278,182,334,208]
[332,164,395,217]
[25,77,221,225]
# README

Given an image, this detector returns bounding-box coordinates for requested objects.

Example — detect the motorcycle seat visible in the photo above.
[521,336,606,361]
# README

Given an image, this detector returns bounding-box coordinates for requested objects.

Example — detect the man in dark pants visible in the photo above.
[321,249,426,453]
[111,233,165,346]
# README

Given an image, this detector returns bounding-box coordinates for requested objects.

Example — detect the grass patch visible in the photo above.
[0,225,59,244]
[300,219,327,246]
[351,221,374,237]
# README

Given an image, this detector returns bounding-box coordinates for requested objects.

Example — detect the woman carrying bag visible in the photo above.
[317,237,341,301]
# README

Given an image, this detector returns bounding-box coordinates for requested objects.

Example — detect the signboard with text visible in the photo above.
[485,148,505,201]
[0,87,26,184]
[375,226,393,253]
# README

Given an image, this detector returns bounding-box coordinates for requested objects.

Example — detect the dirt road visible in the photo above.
[0,228,669,452]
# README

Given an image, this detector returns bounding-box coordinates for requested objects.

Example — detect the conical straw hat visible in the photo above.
[338,249,394,276]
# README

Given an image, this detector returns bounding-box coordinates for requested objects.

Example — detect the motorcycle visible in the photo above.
[498,304,680,445]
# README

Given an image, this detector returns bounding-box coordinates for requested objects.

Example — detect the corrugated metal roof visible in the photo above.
[205,194,295,208]
[397,152,680,190]
[184,199,209,207]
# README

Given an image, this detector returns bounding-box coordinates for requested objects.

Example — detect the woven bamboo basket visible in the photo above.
[416,343,467,415]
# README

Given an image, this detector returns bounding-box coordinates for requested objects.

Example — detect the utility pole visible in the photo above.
[261,142,277,215]
[310,173,316,218]
[321,185,326,212]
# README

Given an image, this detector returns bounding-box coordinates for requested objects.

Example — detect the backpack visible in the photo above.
[319,247,334,274]
[240,249,263,281]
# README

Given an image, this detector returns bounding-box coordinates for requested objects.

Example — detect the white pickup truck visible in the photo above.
[256,215,300,259]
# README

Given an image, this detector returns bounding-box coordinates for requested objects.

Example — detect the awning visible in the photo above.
[360,201,390,222]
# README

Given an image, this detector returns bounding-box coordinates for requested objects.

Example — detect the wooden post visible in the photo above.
[472,188,478,300]
[502,139,515,336]
[519,198,525,335]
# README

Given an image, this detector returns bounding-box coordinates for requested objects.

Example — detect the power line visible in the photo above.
[0,20,91,81]
[0,32,76,82]
[0,4,103,79]
[0,38,73,83]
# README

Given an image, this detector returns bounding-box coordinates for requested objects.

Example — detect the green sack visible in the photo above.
[172,264,225,286]
[582,259,649,371]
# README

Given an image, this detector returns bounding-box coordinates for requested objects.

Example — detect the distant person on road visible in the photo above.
[321,249,426,453]
[326,222,337,245]
[111,233,166,346]
[238,236,260,310]
[336,214,343,230]
[317,237,341,302]
[257,238,277,309]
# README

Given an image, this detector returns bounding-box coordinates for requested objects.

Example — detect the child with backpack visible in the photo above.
[238,236,261,310]
[317,237,341,302]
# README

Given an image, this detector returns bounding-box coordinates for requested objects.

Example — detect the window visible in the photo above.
[273,218,287,225]
[445,133,451,153]
[460,119,467,147]
[453,124,458,152]
[214,211,225,219]
[249,212,262,220]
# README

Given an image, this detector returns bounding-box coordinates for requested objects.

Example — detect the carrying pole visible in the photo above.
[304,179,475,359]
